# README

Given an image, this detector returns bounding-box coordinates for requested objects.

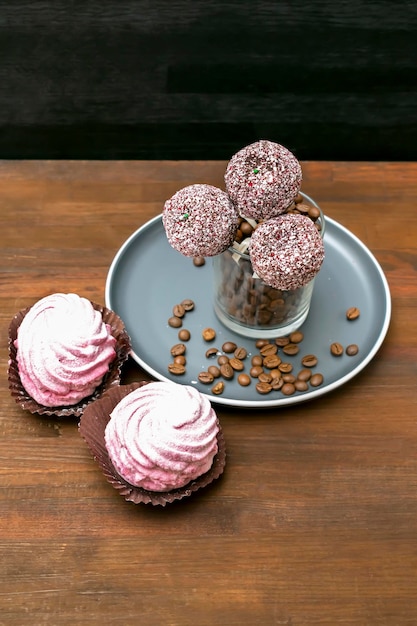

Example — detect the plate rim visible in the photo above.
[105,214,391,409]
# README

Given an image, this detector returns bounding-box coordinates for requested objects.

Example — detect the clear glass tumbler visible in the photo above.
[213,193,325,339]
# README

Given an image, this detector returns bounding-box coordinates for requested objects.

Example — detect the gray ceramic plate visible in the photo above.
[105,214,391,409]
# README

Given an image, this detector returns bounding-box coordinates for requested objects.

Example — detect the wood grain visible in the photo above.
[1,160,417,625]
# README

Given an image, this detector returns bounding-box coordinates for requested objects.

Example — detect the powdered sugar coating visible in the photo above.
[105,382,219,492]
[249,214,325,291]
[162,184,239,257]
[224,140,302,220]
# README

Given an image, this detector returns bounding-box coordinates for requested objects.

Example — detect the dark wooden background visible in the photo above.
[1,0,416,161]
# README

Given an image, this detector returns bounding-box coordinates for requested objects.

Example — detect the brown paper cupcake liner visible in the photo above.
[79,382,227,506]
[8,300,131,418]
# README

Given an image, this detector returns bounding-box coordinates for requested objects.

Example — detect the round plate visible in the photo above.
[105,214,391,409]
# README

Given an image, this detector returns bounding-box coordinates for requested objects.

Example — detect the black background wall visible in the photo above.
[0,1,416,160]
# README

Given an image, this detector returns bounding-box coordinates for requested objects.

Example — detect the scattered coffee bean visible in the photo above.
[297,368,312,382]
[251,355,263,366]
[346,306,360,320]
[172,304,185,318]
[346,344,359,356]
[289,330,304,343]
[208,365,221,378]
[168,316,182,328]
[258,372,272,384]
[310,373,324,387]
[260,343,278,357]
[220,363,234,379]
[217,355,229,365]
[263,354,281,369]
[301,354,318,368]
[198,371,214,384]
[294,380,309,392]
[193,256,205,267]
[178,329,191,341]
[282,374,296,384]
[282,343,299,356]
[330,342,344,357]
[238,373,251,387]
[170,343,186,356]
[211,381,225,395]
[173,355,186,365]
[255,339,270,348]
[270,369,281,380]
[256,381,272,394]
[205,347,219,358]
[181,299,195,311]
[275,336,290,347]
[168,363,186,375]
[278,362,293,373]
[222,341,237,353]
[250,365,264,378]
[234,346,248,360]
[271,377,284,390]
[229,357,245,371]
[281,382,296,396]
[202,327,216,341]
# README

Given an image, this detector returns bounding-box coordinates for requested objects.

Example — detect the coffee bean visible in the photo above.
[193,256,205,267]
[217,355,229,365]
[297,368,312,382]
[238,373,251,387]
[255,339,270,348]
[294,380,309,392]
[250,365,264,378]
[170,343,186,356]
[270,369,281,380]
[275,336,290,347]
[282,343,299,356]
[205,347,219,358]
[181,299,195,311]
[260,343,278,356]
[271,377,284,390]
[168,316,182,328]
[178,329,190,341]
[258,372,272,383]
[310,373,324,387]
[282,374,296,384]
[211,381,225,395]
[208,365,221,378]
[330,342,344,356]
[346,306,360,320]
[229,357,245,371]
[289,330,304,343]
[168,363,186,375]
[173,355,186,365]
[256,381,272,394]
[346,344,359,356]
[234,347,248,360]
[202,327,216,341]
[301,354,318,368]
[251,355,263,366]
[263,354,281,369]
[278,362,293,373]
[198,371,214,384]
[281,382,296,396]
[172,304,185,318]
[220,363,234,379]
[222,341,237,353]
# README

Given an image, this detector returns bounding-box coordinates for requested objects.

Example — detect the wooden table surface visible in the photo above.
[1,160,416,625]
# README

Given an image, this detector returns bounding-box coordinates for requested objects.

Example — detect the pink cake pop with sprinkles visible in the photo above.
[224,140,302,220]
[162,184,239,257]
[249,214,325,291]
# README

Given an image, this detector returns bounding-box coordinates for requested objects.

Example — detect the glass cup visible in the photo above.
[213,193,325,339]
